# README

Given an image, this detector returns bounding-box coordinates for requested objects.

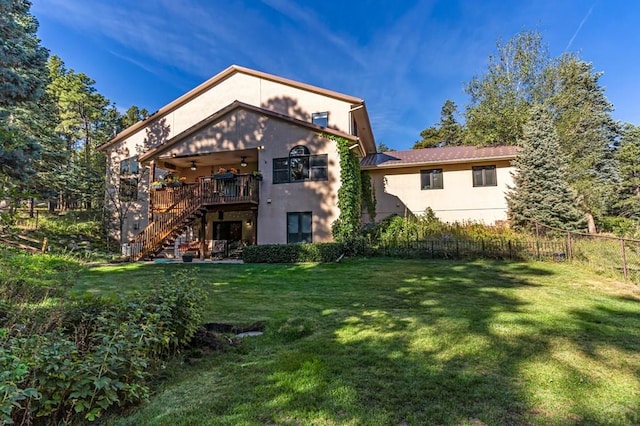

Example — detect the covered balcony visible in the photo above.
[151,173,260,212]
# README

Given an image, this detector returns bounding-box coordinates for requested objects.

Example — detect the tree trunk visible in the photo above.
[586,212,597,234]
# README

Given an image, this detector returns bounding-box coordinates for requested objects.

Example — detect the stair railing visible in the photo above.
[129,183,203,261]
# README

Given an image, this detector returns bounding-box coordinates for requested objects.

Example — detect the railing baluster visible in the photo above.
[131,175,259,261]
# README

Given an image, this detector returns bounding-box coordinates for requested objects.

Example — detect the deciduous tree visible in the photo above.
[464,31,549,146]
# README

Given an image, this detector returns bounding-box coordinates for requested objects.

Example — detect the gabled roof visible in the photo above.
[138,100,358,163]
[360,145,518,169]
[98,65,367,152]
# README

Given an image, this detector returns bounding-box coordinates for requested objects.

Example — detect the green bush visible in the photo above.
[242,243,345,263]
[599,216,640,238]
[1,270,206,424]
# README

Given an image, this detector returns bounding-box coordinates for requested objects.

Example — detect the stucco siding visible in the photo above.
[370,160,514,224]
[256,121,340,244]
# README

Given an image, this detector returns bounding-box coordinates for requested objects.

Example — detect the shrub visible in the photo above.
[243,243,345,263]
[1,270,206,424]
[599,216,640,238]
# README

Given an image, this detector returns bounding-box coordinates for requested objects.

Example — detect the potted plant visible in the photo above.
[151,180,164,189]
[252,170,263,181]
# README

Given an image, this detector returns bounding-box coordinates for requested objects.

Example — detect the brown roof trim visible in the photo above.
[98,65,364,152]
[360,146,518,170]
[361,155,516,170]
[138,100,358,163]
[351,103,376,154]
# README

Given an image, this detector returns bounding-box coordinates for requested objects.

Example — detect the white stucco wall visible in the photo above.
[105,70,357,243]
[369,160,514,225]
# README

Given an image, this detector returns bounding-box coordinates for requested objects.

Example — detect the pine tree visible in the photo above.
[414,99,463,148]
[507,104,583,231]
[615,125,640,220]
[550,54,620,232]
[0,0,49,107]
[0,0,49,206]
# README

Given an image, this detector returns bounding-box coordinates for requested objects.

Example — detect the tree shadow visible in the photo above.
[155,96,346,243]
[79,259,640,424]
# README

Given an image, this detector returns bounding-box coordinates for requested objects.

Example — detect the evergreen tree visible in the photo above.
[120,105,149,130]
[0,0,49,107]
[549,54,620,232]
[438,100,463,146]
[615,125,640,220]
[414,99,463,148]
[0,0,49,207]
[47,55,114,210]
[507,104,583,231]
[376,142,392,152]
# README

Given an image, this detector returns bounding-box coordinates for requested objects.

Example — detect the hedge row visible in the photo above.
[242,243,345,263]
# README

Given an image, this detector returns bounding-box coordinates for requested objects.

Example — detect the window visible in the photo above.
[273,145,328,184]
[287,212,312,243]
[119,177,138,201]
[312,111,329,127]
[421,169,443,190]
[290,145,309,181]
[472,165,497,187]
[119,157,139,175]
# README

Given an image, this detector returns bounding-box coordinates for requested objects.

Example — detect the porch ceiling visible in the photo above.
[156,148,258,170]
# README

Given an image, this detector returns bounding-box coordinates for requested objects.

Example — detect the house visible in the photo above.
[360,145,518,224]
[99,65,517,261]
[98,65,376,260]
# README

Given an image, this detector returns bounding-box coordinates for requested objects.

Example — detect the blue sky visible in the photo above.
[32,0,640,150]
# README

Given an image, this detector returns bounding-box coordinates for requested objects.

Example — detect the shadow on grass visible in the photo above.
[320,261,543,424]
[91,258,640,425]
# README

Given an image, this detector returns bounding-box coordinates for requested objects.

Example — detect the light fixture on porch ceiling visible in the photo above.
[190,161,197,171]
[240,156,247,167]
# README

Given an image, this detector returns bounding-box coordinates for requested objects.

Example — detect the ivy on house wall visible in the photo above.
[360,170,376,222]
[327,135,362,247]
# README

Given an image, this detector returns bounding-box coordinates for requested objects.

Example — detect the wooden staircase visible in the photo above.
[129,184,205,261]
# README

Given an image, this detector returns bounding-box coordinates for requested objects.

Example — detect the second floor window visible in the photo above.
[312,111,328,127]
[472,165,497,187]
[120,157,139,175]
[421,169,443,190]
[273,145,328,184]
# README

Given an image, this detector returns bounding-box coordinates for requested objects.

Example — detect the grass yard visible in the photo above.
[75,258,640,425]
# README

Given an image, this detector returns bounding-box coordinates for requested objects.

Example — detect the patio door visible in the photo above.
[213,221,242,241]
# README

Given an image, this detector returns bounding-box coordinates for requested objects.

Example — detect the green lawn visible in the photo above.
[75,258,640,425]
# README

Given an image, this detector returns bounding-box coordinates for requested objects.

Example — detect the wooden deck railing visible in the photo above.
[131,174,260,261]
[151,174,259,211]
